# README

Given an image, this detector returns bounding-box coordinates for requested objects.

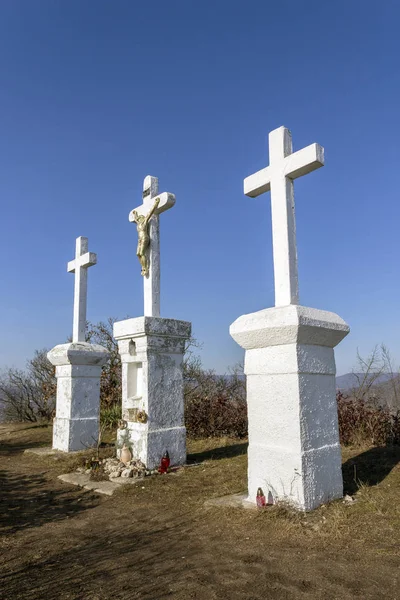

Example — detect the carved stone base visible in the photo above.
[48,342,109,452]
[114,316,191,469]
[230,305,350,511]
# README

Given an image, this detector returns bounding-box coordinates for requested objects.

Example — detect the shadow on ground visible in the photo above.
[0,439,51,457]
[187,441,248,464]
[0,469,99,535]
[342,445,400,495]
[1,425,399,600]
[0,425,100,535]
[0,507,321,600]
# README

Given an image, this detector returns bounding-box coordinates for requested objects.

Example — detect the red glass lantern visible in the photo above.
[159,450,170,473]
[256,487,266,507]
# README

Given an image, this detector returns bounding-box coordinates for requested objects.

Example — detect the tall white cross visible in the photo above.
[129,175,175,317]
[67,236,97,343]
[244,126,324,307]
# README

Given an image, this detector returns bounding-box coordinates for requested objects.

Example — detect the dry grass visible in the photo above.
[1,424,399,599]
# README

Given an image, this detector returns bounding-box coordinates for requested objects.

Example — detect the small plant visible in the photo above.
[88,460,108,482]
[100,403,122,431]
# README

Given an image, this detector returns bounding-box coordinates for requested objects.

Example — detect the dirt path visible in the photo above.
[1,424,399,600]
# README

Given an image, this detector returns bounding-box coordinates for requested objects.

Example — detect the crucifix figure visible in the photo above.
[129,175,175,317]
[132,196,161,277]
[67,236,97,342]
[244,126,324,307]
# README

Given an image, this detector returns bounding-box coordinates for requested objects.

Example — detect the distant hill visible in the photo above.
[336,373,395,391]
[336,372,400,413]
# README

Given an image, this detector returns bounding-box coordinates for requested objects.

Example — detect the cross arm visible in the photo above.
[129,192,176,221]
[80,252,97,268]
[284,143,324,180]
[244,166,271,198]
[67,252,97,272]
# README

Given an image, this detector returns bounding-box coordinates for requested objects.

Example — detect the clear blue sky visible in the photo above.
[0,1,399,375]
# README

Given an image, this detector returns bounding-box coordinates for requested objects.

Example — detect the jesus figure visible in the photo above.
[131,197,160,277]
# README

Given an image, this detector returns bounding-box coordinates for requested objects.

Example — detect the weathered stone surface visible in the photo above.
[230,305,349,350]
[24,447,59,456]
[114,316,190,470]
[48,344,108,453]
[231,125,350,511]
[114,317,191,341]
[52,417,100,453]
[121,468,133,478]
[47,342,109,367]
[113,477,141,486]
[244,126,324,307]
[58,472,92,487]
[67,236,97,343]
[48,236,109,454]
[204,494,256,510]
[116,175,191,470]
[91,482,119,496]
[232,305,348,511]
[58,473,122,496]
[128,176,176,318]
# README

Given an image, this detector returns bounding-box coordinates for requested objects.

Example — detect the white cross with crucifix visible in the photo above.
[129,175,175,317]
[67,236,97,342]
[244,126,324,307]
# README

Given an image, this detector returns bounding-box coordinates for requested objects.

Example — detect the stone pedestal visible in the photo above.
[114,316,191,470]
[48,342,109,452]
[230,305,350,511]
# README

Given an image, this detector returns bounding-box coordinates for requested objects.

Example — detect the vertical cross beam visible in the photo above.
[269,128,299,306]
[67,237,97,343]
[144,176,160,317]
[244,126,324,307]
[129,175,175,317]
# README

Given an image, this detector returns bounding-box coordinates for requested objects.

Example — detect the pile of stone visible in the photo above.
[103,457,157,480]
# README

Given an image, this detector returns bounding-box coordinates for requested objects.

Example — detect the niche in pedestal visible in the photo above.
[127,362,143,402]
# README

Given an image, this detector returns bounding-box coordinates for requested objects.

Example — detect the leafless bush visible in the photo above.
[0,349,56,422]
[183,339,247,438]
[0,319,121,423]
[350,344,400,413]
[337,391,400,446]
[0,325,249,437]
[86,318,121,409]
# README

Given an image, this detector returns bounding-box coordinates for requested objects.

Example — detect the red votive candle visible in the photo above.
[159,451,170,473]
[256,487,266,507]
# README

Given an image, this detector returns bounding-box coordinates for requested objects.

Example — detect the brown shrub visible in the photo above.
[185,393,248,438]
[86,318,122,409]
[183,348,247,438]
[337,391,400,446]
[0,350,56,422]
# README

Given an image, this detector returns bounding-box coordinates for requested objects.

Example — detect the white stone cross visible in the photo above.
[244,126,324,307]
[129,175,175,317]
[67,236,97,343]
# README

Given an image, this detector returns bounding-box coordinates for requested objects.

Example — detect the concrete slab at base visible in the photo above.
[204,493,257,510]
[58,472,91,486]
[58,472,145,496]
[24,447,59,456]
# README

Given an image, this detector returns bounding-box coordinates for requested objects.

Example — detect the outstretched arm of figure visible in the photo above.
[144,197,160,226]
